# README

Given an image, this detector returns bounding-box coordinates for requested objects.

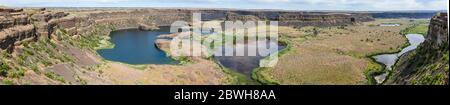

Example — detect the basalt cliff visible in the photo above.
[1,8,373,53]
[387,13,449,85]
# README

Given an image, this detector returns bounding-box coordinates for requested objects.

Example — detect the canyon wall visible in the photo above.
[426,13,448,47]
[86,9,374,27]
[1,8,373,53]
[387,13,448,85]
[0,8,35,52]
[277,13,373,28]
[370,12,439,19]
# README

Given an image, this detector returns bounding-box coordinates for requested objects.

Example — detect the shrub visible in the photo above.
[23,48,34,56]
[31,65,40,74]
[1,51,10,58]
[16,56,25,66]
[7,68,25,78]
[41,60,53,67]
[1,79,13,85]
[45,72,65,83]
[0,61,10,76]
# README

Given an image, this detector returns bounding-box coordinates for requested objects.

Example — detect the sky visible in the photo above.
[0,0,448,11]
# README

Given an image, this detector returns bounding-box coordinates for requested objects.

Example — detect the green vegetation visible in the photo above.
[57,25,115,52]
[400,24,428,35]
[0,61,10,76]
[1,51,10,58]
[80,25,116,51]
[31,65,40,74]
[78,34,101,50]
[0,19,121,84]
[172,56,191,65]
[7,68,25,78]
[44,72,65,83]
[363,60,384,85]
[76,75,87,85]
[1,51,29,79]
[389,37,449,85]
[414,73,446,85]
[221,67,259,85]
[252,67,279,85]
[1,79,13,85]
[23,47,34,56]
[252,36,291,85]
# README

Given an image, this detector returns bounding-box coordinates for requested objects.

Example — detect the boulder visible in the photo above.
[154,39,171,52]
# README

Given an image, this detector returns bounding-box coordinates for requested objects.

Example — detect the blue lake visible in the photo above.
[97,29,177,64]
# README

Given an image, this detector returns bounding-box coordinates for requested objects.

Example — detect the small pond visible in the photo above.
[379,23,401,27]
[214,41,285,77]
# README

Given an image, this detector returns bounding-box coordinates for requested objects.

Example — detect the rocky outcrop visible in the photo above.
[154,39,171,52]
[277,13,371,28]
[0,25,36,51]
[0,9,35,52]
[387,13,448,85]
[89,9,192,27]
[0,8,23,13]
[1,9,29,30]
[138,23,159,31]
[426,13,448,47]
[31,10,70,39]
[225,12,260,21]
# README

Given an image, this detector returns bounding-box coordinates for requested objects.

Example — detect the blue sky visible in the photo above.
[1,0,448,11]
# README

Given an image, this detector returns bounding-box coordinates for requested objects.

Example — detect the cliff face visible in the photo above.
[387,13,449,85]
[371,12,438,19]
[1,8,374,54]
[277,13,373,28]
[0,8,35,52]
[224,11,373,28]
[426,13,448,46]
[225,12,260,21]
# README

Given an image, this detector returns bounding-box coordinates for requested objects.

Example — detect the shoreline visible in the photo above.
[367,33,425,84]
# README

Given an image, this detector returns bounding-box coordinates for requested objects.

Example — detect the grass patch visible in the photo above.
[7,68,25,78]
[363,59,384,85]
[221,67,259,85]
[44,71,65,83]
[31,65,40,74]
[400,24,428,35]
[1,79,13,85]
[252,67,279,85]
[252,36,291,85]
